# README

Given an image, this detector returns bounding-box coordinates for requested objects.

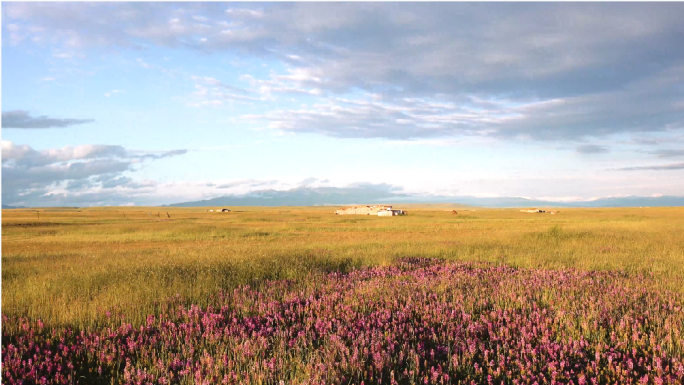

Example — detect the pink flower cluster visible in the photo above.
[3,258,684,384]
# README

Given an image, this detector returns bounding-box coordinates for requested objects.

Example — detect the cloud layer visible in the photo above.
[2,110,94,129]
[576,145,610,155]
[616,163,684,171]
[4,3,684,141]
[1,141,187,206]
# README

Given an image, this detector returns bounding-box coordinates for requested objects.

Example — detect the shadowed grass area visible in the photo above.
[3,205,684,330]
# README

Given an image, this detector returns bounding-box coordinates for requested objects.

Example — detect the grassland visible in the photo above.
[3,205,684,331]
[3,206,684,384]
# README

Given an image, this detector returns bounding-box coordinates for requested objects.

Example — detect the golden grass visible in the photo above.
[3,205,684,330]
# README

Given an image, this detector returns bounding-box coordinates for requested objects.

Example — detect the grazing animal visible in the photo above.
[452,210,458,214]
[166,212,171,219]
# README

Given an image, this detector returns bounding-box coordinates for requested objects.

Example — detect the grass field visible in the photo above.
[3,206,684,384]
[3,205,684,330]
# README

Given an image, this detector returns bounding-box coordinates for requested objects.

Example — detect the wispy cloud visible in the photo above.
[614,163,684,171]
[2,110,94,129]
[215,179,277,189]
[241,95,518,139]
[576,144,610,154]
[648,149,684,158]
[104,89,123,97]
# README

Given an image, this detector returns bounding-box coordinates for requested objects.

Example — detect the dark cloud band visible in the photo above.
[614,163,684,171]
[2,110,94,129]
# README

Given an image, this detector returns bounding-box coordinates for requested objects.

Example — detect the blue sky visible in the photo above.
[2,2,684,207]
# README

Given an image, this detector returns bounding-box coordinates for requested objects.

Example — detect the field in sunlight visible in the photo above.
[3,205,684,329]
[3,206,684,384]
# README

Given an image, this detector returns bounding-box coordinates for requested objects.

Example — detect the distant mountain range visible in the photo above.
[167,186,684,208]
[168,186,412,207]
[420,195,684,208]
[2,204,26,209]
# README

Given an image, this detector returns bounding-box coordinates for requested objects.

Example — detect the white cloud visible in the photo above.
[240,95,524,139]
[224,8,264,18]
[2,141,188,207]
[6,3,684,143]
[186,76,259,106]
[104,89,123,97]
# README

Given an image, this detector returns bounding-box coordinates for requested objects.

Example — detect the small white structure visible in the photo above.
[336,205,392,215]
[377,208,406,216]
[335,205,406,216]
[520,209,546,213]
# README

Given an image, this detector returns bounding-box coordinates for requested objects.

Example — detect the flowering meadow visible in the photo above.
[3,258,683,384]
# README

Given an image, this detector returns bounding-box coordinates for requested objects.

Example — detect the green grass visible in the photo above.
[3,205,684,330]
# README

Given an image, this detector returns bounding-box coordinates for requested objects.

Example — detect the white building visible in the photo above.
[378,208,406,216]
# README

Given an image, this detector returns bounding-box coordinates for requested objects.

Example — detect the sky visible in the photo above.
[2,2,684,207]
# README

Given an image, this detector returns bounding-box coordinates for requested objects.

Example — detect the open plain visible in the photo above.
[3,206,684,383]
